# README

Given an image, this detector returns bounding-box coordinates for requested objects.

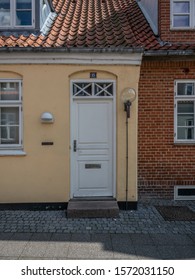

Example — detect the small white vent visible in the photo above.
[174,186,195,200]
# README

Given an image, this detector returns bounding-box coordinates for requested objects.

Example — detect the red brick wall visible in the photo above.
[138,59,195,199]
[159,0,195,43]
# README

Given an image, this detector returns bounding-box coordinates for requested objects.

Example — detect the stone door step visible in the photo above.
[67,200,119,218]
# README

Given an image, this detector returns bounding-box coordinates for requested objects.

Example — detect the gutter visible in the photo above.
[144,49,195,56]
[0,46,144,54]
[144,37,195,57]
[0,48,143,65]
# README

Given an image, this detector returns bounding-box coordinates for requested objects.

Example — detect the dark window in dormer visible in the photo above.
[0,0,35,29]
[16,0,33,26]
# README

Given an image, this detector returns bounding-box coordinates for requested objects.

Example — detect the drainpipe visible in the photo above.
[121,88,136,210]
[126,111,129,211]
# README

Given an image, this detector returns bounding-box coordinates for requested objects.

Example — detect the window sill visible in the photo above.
[174,141,195,145]
[170,27,195,31]
[0,150,26,156]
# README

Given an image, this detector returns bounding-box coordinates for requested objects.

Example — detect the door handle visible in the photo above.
[73,140,77,152]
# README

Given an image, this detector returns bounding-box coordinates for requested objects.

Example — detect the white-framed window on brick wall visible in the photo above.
[171,0,195,29]
[174,80,195,143]
[0,80,23,149]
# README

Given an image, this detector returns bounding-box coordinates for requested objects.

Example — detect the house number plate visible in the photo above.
[85,164,101,169]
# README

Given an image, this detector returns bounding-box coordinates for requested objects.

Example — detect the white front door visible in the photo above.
[70,81,115,198]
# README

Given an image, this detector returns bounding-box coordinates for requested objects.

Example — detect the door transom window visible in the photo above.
[72,81,114,98]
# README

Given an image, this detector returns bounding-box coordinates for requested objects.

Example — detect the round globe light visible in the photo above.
[121,88,136,104]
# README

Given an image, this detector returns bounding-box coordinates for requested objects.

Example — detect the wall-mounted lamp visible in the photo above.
[40,112,54,123]
[121,88,136,118]
[121,87,136,210]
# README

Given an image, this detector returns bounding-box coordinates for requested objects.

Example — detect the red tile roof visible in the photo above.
[0,0,156,50]
[0,0,195,53]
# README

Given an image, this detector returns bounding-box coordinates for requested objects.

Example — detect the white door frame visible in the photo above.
[70,79,116,199]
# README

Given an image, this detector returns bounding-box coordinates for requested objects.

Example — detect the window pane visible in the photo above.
[178,127,194,139]
[16,10,32,25]
[0,0,10,9]
[16,0,32,9]
[177,114,194,126]
[177,83,194,95]
[178,101,194,113]
[177,100,194,140]
[0,107,19,144]
[0,0,10,26]
[173,15,190,27]
[173,2,190,13]
[95,83,113,96]
[0,82,19,101]
[73,83,92,96]
[16,0,32,26]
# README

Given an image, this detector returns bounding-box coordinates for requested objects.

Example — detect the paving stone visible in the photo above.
[68,241,113,259]
[11,233,33,241]
[20,241,50,258]
[0,200,194,260]
[111,233,136,259]
[113,249,138,259]
[135,245,161,260]
[158,245,195,260]
[129,234,154,245]
[0,239,29,257]
[157,245,179,259]
[44,241,70,258]
[0,200,194,234]
[188,234,195,243]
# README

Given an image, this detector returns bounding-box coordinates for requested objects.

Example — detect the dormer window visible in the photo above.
[0,0,35,29]
[171,0,195,29]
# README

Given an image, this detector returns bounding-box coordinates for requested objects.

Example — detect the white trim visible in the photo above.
[174,185,195,200]
[0,0,35,29]
[72,80,115,98]
[0,79,23,149]
[174,79,195,143]
[0,52,143,66]
[70,79,116,199]
[0,150,26,156]
[170,0,195,29]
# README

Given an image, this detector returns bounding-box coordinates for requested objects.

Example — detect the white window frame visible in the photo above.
[170,0,195,29]
[0,79,23,150]
[0,0,35,29]
[174,80,195,143]
[71,80,115,99]
[174,185,195,200]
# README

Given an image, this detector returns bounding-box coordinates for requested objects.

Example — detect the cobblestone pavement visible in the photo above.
[0,200,194,234]
[0,200,194,259]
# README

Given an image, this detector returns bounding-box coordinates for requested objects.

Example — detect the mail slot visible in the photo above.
[85,164,101,169]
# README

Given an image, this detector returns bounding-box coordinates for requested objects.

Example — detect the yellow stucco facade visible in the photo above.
[0,61,140,204]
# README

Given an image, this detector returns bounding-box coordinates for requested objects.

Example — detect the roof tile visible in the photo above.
[0,0,194,52]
